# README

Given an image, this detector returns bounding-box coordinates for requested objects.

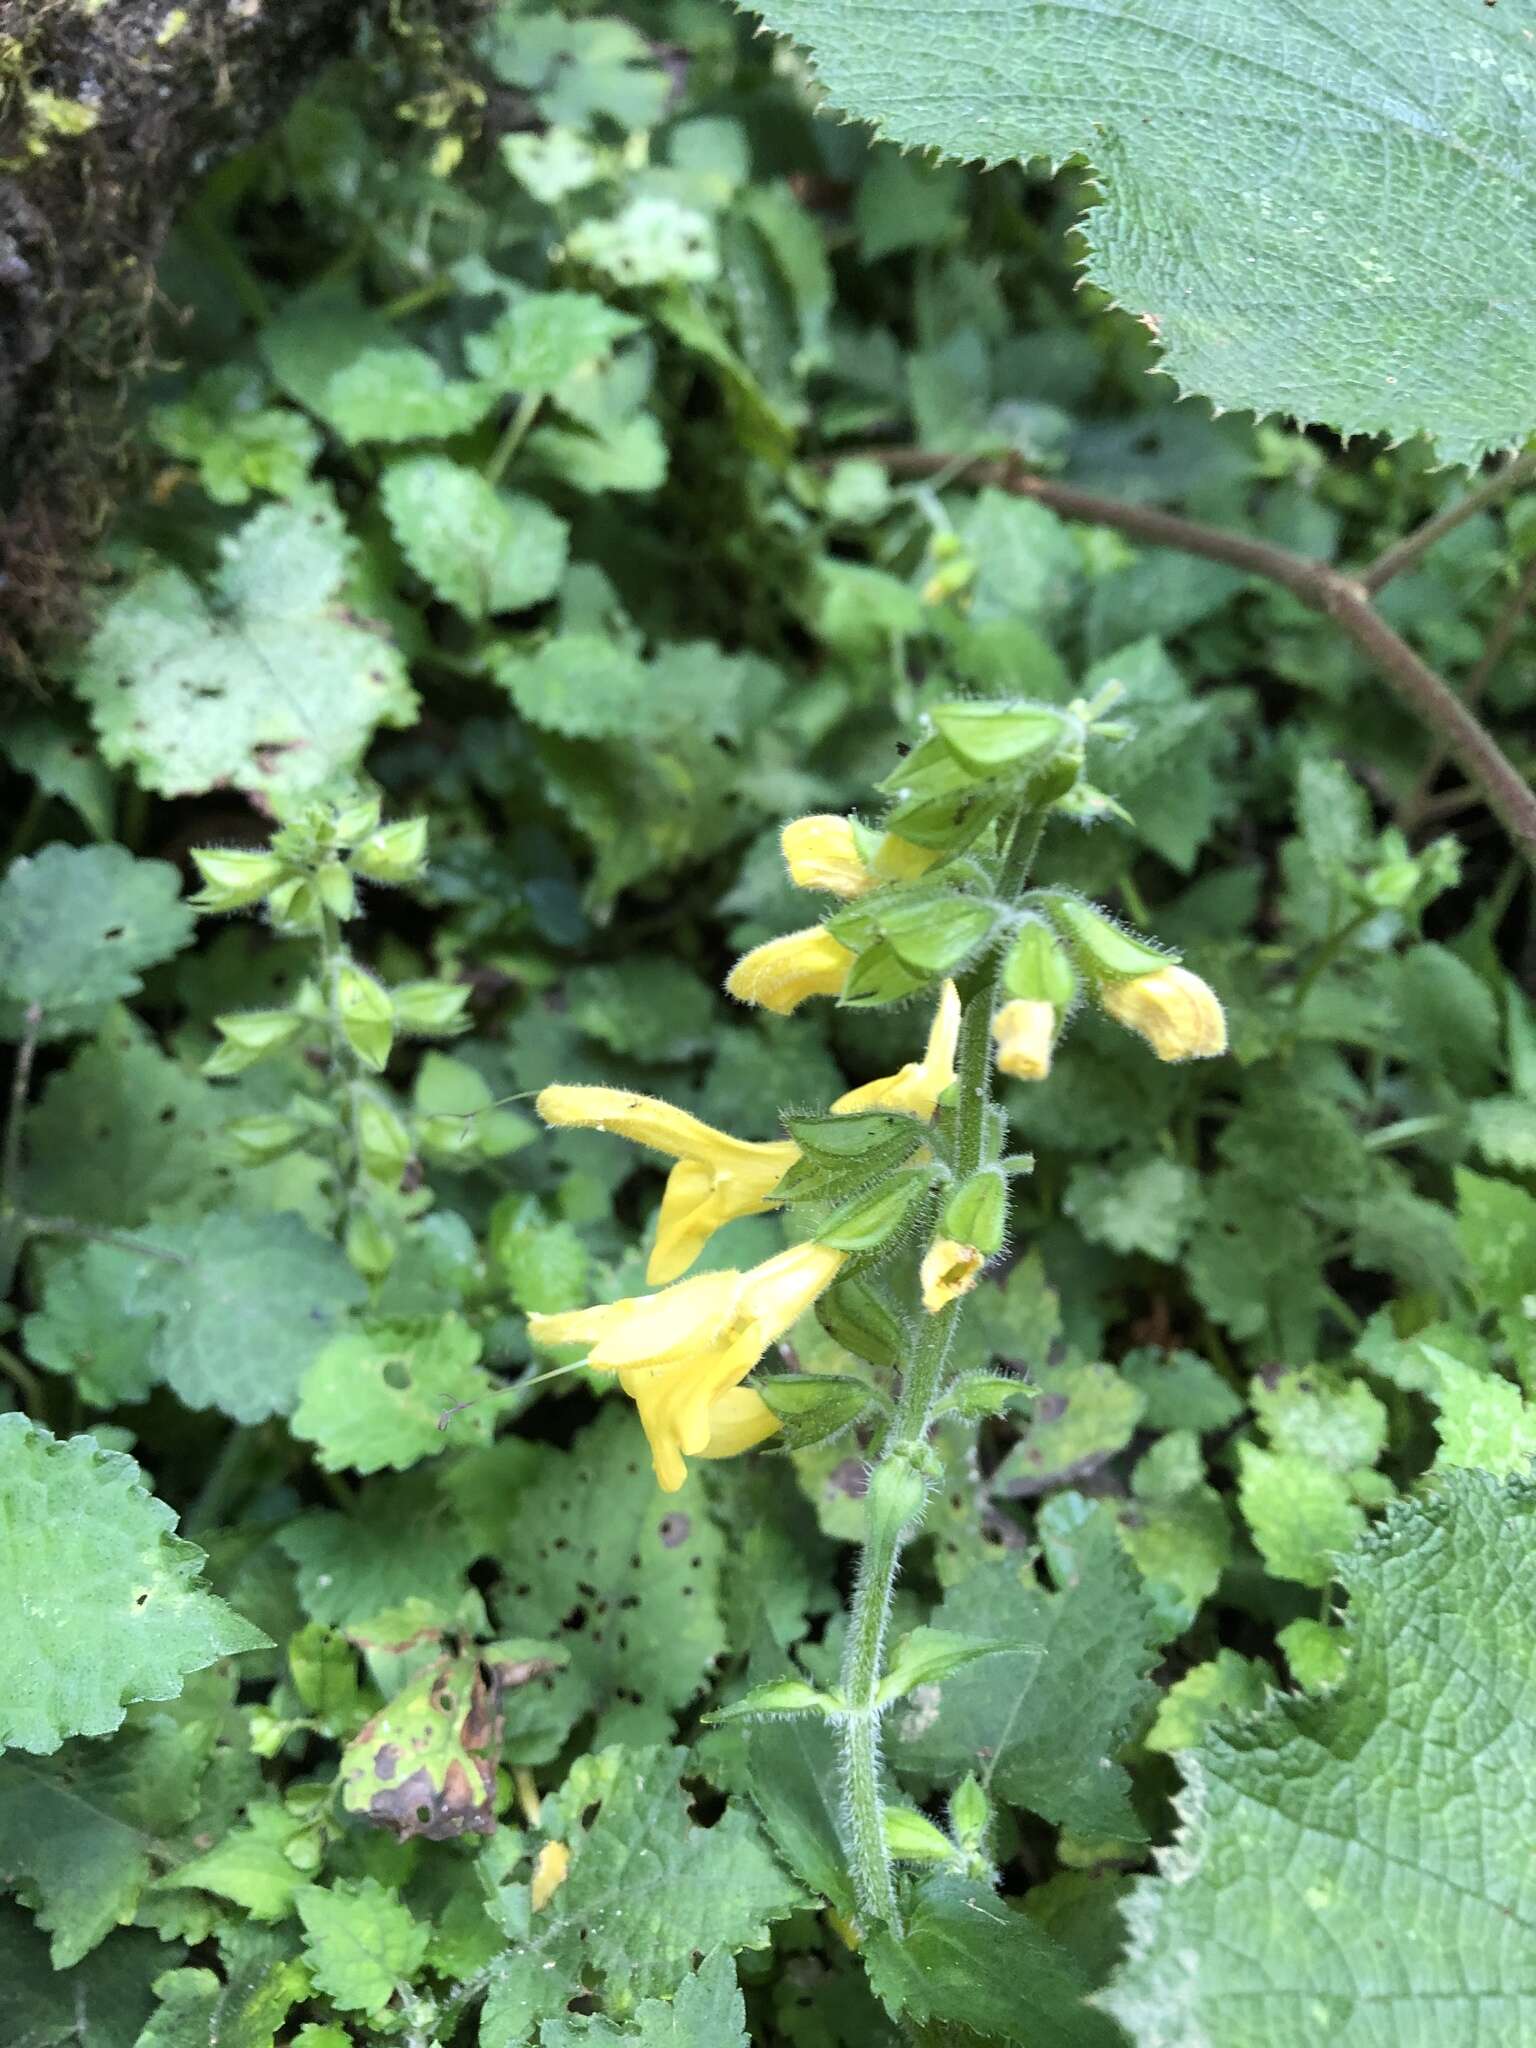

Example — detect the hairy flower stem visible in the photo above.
[837,809,1042,1930]
[317,904,368,1231]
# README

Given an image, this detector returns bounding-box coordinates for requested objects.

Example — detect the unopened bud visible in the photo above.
[355,1092,413,1182]
[190,847,285,911]
[940,1167,1006,1256]
[224,1113,307,1162]
[205,1008,304,1077]
[391,979,472,1035]
[353,817,429,884]
[335,965,394,1072]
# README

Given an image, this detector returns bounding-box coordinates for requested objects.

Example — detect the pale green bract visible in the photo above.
[748,0,1536,462]
[0,1417,268,1756]
[1103,1469,1536,2044]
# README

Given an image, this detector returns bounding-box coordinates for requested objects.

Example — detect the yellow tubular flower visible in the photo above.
[1101,965,1227,1062]
[992,999,1056,1082]
[833,979,961,1120]
[536,1085,797,1284]
[528,1242,844,1492]
[920,1238,986,1313]
[726,926,856,1015]
[530,1840,570,1912]
[691,1386,781,1462]
[781,815,870,898]
[780,815,939,898]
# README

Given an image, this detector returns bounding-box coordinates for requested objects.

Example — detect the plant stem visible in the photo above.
[317,905,367,1230]
[0,1004,42,1295]
[844,448,1536,873]
[484,392,542,487]
[1397,550,1536,832]
[1360,449,1536,593]
[835,813,1041,1929]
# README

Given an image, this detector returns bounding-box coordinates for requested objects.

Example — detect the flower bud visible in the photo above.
[920,1237,986,1313]
[330,794,382,847]
[1101,965,1227,1063]
[266,875,320,932]
[992,998,1056,1082]
[355,1092,413,1183]
[951,1772,988,1854]
[315,859,357,923]
[205,1008,305,1077]
[757,1372,874,1448]
[781,815,870,898]
[1003,920,1077,1009]
[391,979,472,1035]
[345,1207,396,1279]
[931,699,1072,776]
[1044,896,1172,981]
[335,964,394,1072]
[883,1805,957,1864]
[817,1168,931,1252]
[726,926,856,1014]
[353,816,430,884]
[224,1112,307,1162]
[940,1167,1006,1256]
[865,1453,928,1544]
[190,847,286,911]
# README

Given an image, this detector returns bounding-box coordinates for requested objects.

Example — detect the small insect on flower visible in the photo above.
[780,814,938,898]
[991,998,1056,1082]
[527,1242,844,1491]
[1102,965,1227,1062]
[920,1237,987,1313]
[833,979,960,1119]
[725,926,856,1014]
[535,1086,797,1284]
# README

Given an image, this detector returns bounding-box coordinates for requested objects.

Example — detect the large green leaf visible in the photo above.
[749,0,1536,461]
[0,846,194,1042]
[74,498,417,798]
[0,1418,267,1756]
[1103,1468,1536,2043]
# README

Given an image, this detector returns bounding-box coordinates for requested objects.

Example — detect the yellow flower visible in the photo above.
[527,1242,843,1491]
[691,1386,780,1462]
[781,815,869,898]
[833,979,961,1119]
[1101,965,1226,1062]
[536,1085,797,1285]
[920,1237,986,1313]
[991,999,1055,1082]
[726,926,856,1014]
[781,815,939,898]
[530,1840,570,1911]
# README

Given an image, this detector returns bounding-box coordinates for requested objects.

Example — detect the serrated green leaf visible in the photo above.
[538,1948,749,2047]
[23,1242,160,1407]
[1237,1444,1365,1589]
[74,499,416,799]
[1063,1154,1202,1263]
[295,1875,426,2015]
[864,1873,1123,2047]
[323,345,492,443]
[887,1515,1158,1839]
[1144,1648,1268,1755]
[0,846,193,1041]
[482,1746,801,2041]
[466,290,641,390]
[0,1417,267,1756]
[135,1211,365,1423]
[291,1314,491,1474]
[992,1361,1145,1499]
[490,1407,726,1748]
[0,1901,166,2048]
[751,0,1536,462]
[278,1471,481,1628]
[1105,1470,1536,2041]
[381,457,568,621]
[134,1941,309,2048]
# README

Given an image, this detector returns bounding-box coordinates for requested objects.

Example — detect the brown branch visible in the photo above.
[1360,448,1536,594]
[846,449,1536,873]
[1396,551,1536,834]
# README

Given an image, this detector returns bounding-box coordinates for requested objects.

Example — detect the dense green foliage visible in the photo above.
[4,4,1536,2043]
